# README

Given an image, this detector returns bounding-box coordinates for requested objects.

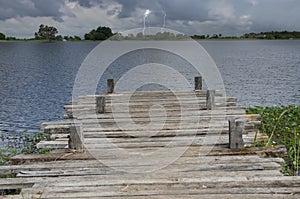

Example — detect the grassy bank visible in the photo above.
[0,132,51,167]
[247,105,300,175]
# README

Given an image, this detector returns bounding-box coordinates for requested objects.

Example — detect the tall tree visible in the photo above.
[84,26,113,41]
[34,24,58,42]
[0,32,5,40]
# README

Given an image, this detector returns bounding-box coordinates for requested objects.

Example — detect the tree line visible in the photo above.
[0,24,114,42]
[1,24,300,41]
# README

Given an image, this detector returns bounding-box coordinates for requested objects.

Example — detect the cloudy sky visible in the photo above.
[0,0,299,38]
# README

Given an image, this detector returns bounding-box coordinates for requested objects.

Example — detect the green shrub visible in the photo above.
[247,106,300,175]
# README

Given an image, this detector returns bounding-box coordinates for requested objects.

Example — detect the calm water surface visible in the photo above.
[0,40,299,149]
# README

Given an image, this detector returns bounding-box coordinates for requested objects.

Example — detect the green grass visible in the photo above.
[247,105,300,175]
[0,131,51,166]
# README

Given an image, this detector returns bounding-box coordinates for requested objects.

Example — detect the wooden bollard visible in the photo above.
[194,76,202,90]
[229,119,244,149]
[96,96,106,114]
[69,124,83,150]
[206,90,215,110]
[107,79,115,93]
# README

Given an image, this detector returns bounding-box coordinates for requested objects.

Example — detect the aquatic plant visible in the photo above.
[0,132,51,166]
[247,105,300,175]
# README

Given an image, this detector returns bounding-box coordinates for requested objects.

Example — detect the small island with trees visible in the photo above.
[0,24,300,42]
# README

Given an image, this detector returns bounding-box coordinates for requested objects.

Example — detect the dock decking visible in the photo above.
[1,81,299,198]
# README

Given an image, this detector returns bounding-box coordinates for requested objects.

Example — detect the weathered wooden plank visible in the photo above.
[64,102,237,111]
[76,110,249,121]
[22,186,300,198]
[80,123,255,132]
[79,119,257,128]
[40,121,74,130]
[70,107,246,116]
[27,176,300,188]
[10,145,287,165]
[43,125,71,134]
[0,155,284,175]
[77,90,224,98]
[37,140,68,149]
[75,97,237,105]
[27,195,299,199]
[83,134,261,149]
[16,161,282,177]
[50,134,69,141]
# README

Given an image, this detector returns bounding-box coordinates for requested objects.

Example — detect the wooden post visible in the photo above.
[194,76,202,90]
[107,79,115,93]
[96,96,106,114]
[206,90,215,110]
[229,118,244,149]
[69,124,83,150]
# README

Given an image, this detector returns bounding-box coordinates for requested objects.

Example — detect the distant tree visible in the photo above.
[6,37,16,40]
[84,26,113,41]
[74,36,81,41]
[64,35,82,41]
[191,35,206,39]
[0,32,5,40]
[34,24,58,42]
[136,32,143,39]
[56,35,63,41]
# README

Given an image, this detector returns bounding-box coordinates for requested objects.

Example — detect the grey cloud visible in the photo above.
[0,0,65,21]
[112,0,211,21]
[69,0,107,9]
[1,0,300,37]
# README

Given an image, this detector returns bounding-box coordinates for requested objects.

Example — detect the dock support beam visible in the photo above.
[107,79,115,93]
[96,96,106,114]
[69,124,83,150]
[206,90,215,110]
[229,119,244,149]
[194,76,202,90]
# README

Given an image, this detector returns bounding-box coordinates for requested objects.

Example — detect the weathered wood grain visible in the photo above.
[4,90,300,199]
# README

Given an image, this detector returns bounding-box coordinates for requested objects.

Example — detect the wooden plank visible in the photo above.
[70,107,246,116]
[76,110,249,120]
[22,185,300,198]
[0,155,284,175]
[10,145,287,165]
[64,102,237,111]
[40,121,74,130]
[26,195,298,199]
[43,125,71,134]
[76,98,225,105]
[77,90,224,98]
[50,134,69,141]
[75,97,237,105]
[36,140,68,149]
[16,161,282,177]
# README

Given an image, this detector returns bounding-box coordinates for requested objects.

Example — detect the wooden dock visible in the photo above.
[1,78,300,198]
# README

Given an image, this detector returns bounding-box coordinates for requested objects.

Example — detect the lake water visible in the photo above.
[0,40,299,149]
